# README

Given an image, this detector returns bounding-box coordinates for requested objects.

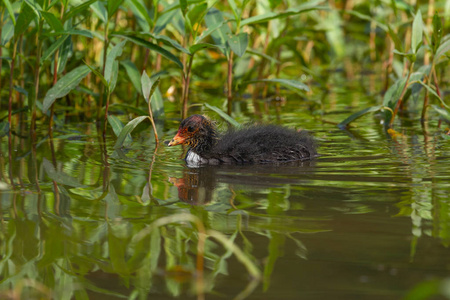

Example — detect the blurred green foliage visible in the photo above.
[1,0,448,136]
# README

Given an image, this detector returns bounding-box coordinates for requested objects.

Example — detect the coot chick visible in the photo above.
[168,114,317,165]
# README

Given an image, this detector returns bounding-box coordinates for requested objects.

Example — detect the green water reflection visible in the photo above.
[1,97,450,299]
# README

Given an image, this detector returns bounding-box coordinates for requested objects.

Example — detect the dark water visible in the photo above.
[1,84,450,299]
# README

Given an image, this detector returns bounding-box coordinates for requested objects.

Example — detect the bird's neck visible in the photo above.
[191,130,217,156]
[191,136,214,156]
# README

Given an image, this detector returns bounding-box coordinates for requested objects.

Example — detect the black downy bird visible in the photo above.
[168,114,317,165]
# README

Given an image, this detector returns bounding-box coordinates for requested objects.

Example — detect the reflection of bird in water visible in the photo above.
[169,167,216,205]
[169,161,316,205]
[168,115,317,166]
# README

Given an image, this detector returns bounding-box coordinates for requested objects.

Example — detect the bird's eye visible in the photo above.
[187,126,194,132]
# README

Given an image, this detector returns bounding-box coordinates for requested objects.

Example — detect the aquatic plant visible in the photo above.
[338,7,449,131]
[0,0,324,141]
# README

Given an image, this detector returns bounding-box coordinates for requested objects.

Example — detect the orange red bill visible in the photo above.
[168,132,185,146]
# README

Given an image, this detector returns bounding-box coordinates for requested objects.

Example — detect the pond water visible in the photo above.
[1,72,450,300]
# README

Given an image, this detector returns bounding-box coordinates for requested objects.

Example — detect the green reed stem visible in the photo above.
[98,21,109,121]
[227,52,234,115]
[31,21,44,133]
[389,62,415,127]
[182,55,194,119]
[421,64,435,123]
[8,39,18,127]
[49,3,65,131]
[147,99,159,145]
[103,91,111,134]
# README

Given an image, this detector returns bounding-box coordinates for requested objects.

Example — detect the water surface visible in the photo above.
[1,84,450,300]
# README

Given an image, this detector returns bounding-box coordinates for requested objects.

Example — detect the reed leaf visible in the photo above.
[42,65,91,113]
[338,105,384,129]
[245,78,310,92]
[114,116,149,149]
[2,0,15,25]
[114,34,183,69]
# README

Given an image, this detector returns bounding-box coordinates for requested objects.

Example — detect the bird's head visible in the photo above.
[168,115,217,150]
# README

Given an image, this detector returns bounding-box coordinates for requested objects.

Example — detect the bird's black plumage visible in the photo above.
[168,115,317,165]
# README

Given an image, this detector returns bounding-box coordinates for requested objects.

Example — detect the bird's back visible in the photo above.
[206,125,317,164]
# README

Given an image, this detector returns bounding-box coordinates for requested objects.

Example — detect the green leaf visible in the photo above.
[127,0,153,30]
[108,225,129,276]
[146,33,190,54]
[189,43,223,55]
[63,0,98,23]
[269,0,282,9]
[188,2,207,28]
[105,40,126,84]
[23,0,41,17]
[204,103,240,127]
[383,76,407,108]
[84,62,109,90]
[2,0,16,25]
[114,34,183,69]
[159,0,205,15]
[41,35,70,62]
[411,10,423,53]
[141,72,160,105]
[387,24,403,53]
[246,49,280,64]
[431,11,442,54]
[338,105,384,129]
[204,9,231,55]
[245,78,310,92]
[195,19,226,44]
[240,0,324,27]
[15,0,36,37]
[108,115,132,145]
[393,49,416,62]
[228,0,239,21]
[120,60,141,94]
[55,36,72,74]
[241,12,284,27]
[49,0,62,10]
[109,60,119,93]
[114,116,149,149]
[414,81,449,109]
[180,0,187,15]
[41,11,64,32]
[141,70,152,101]
[47,29,93,38]
[0,122,9,138]
[154,9,178,35]
[109,103,147,116]
[227,32,248,57]
[171,9,186,37]
[148,77,160,104]
[432,105,450,123]
[149,228,161,272]
[107,0,124,18]
[151,87,164,117]
[263,232,283,290]
[42,158,85,187]
[13,85,28,96]
[343,9,388,32]
[42,65,91,112]
[434,39,450,63]
[91,1,107,23]
[1,19,14,46]
[0,107,29,121]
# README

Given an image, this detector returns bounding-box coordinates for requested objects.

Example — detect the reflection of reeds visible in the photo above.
[133,213,261,298]
[0,279,52,300]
